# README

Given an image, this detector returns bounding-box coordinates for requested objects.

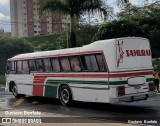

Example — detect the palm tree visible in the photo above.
[39,0,113,47]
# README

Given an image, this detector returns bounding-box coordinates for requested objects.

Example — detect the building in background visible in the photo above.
[10,0,71,37]
[0,27,11,36]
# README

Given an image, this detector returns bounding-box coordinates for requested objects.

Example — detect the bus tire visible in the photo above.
[59,85,72,106]
[11,84,21,98]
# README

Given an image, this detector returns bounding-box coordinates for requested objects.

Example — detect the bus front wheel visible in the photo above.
[59,85,72,106]
[11,84,21,98]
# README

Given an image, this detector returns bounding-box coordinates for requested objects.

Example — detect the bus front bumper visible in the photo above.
[109,91,157,103]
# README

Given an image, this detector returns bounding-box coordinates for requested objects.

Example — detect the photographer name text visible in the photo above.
[128,120,157,124]
[5,111,41,116]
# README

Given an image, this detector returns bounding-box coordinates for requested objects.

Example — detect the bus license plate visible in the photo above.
[134,85,141,89]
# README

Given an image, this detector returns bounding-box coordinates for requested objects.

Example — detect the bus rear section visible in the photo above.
[107,37,156,103]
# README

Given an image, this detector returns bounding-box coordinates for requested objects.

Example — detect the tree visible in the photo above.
[25,33,67,51]
[116,1,160,58]
[39,0,112,47]
[117,1,160,20]
[93,20,145,41]
[76,24,99,46]
[0,36,33,75]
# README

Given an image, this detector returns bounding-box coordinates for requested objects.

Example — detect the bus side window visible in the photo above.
[84,55,93,71]
[51,58,61,72]
[35,59,44,72]
[43,58,52,72]
[96,54,106,71]
[17,61,22,74]
[21,60,29,74]
[6,61,14,74]
[80,56,87,71]
[6,62,10,74]
[88,55,99,71]
[29,60,37,72]
[80,55,99,71]
[69,56,81,72]
[60,57,71,72]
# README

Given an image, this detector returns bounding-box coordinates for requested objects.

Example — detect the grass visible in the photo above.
[0,75,5,86]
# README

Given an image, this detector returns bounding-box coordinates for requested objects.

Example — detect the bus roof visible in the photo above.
[8,37,148,61]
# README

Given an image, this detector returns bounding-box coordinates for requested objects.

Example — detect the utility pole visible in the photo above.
[66,22,71,48]
[88,13,91,25]
[66,30,69,48]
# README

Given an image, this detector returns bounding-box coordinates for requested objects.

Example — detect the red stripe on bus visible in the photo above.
[34,81,44,85]
[34,74,107,78]
[33,79,45,81]
[33,71,152,79]
[111,71,152,78]
[32,85,43,96]
[32,71,152,95]
[34,81,45,83]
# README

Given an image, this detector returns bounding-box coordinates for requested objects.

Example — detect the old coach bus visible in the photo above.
[6,37,156,105]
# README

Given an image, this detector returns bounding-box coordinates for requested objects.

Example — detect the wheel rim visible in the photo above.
[61,89,69,104]
[12,86,17,96]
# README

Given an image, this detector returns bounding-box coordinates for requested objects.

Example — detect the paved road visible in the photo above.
[0,89,160,125]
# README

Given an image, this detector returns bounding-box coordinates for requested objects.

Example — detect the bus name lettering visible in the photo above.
[126,50,151,57]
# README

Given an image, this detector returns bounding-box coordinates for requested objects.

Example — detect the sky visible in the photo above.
[0,0,10,32]
[0,0,153,32]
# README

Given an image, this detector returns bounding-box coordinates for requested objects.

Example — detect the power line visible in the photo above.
[0,20,70,25]
[0,20,70,24]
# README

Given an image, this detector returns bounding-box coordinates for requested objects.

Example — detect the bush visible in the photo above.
[152,58,160,70]
[25,33,67,51]
[25,25,99,50]
[93,20,145,41]
[0,36,34,75]
[0,75,5,86]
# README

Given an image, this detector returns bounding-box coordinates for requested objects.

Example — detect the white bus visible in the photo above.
[6,37,156,105]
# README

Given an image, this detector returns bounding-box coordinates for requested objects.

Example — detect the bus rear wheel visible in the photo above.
[59,85,72,106]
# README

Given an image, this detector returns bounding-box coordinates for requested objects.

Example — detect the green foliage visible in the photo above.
[39,0,112,47]
[152,58,160,70]
[0,36,34,75]
[39,0,110,19]
[118,1,160,20]
[0,75,5,86]
[93,1,160,58]
[148,29,160,58]
[0,36,33,58]
[76,25,99,46]
[25,33,67,51]
[93,20,145,41]
[26,25,98,49]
